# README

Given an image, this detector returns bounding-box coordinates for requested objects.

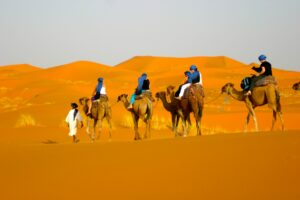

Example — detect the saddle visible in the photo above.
[254,75,277,87]
[183,84,205,99]
[93,95,109,103]
[135,90,155,102]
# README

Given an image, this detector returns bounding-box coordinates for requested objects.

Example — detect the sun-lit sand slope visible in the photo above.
[1,131,300,200]
[0,56,300,199]
[0,56,299,142]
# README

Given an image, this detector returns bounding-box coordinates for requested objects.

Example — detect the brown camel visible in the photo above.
[292,82,300,91]
[166,85,204,136]
[155,91,185,136]
[221,83,284,132]
[117,94,152,140]
[79,96,112,142]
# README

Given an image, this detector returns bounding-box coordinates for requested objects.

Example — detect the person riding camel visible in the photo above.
[87,77,106,115]
[245,55,273,96]
[175,71,192,98]
[176,65,202,99]
[127,73,150,110]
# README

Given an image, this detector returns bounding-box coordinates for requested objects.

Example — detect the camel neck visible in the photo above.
[229,88,246,101]
[159,95,172,112]
[122,99,130,109]
[83,104,89,114]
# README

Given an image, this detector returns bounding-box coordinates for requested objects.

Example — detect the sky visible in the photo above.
[0,0,299,71]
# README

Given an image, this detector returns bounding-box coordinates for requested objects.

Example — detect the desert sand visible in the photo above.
[0,56,300,199]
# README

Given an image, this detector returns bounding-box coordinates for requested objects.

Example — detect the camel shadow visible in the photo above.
[41,140,58,144]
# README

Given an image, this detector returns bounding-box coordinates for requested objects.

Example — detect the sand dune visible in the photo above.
[0,56,299,199]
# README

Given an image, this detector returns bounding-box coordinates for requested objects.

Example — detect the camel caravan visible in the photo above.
[66,55,285,143]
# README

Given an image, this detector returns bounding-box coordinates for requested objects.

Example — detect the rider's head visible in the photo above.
[190,65,197,72]
[71,103,78,109]
[258,54,267,63]
[141,73,147,79]
[98,77,103,82]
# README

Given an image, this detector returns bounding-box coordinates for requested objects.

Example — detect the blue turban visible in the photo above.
[258,55,267,61]
[190,65,198,71]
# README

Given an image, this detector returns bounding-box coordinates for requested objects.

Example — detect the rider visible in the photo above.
[127,73,150,110]
[177,65,202,99]
[87,77,106,115]
[175,71,192,97]
[245,54,273,96]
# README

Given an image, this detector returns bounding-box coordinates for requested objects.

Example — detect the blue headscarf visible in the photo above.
[190,65,198,71]
[189,65,200,83]
[258,54,267,61]
[96,77,103,93]
[137,73,147,92]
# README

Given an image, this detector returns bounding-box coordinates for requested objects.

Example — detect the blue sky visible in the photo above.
[0,0,299,71]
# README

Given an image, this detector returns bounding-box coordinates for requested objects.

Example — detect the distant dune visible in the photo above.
[0,56,299,199]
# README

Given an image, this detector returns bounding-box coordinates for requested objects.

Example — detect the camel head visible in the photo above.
[292,82,300,91]
[166,85,175,95]
[221,83,234,94]
[155,91,166,101]
[117,94,128,103]
[79,97,89,106]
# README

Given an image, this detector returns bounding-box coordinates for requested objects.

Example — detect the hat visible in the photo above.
[190,65,197,71]
[141,73,147,77]
[71,103,78,109]
[258,55,267,61]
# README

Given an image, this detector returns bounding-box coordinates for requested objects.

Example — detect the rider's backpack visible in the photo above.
[240,77,252,91]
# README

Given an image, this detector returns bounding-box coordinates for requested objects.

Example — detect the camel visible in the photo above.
[79,96,112,142]
[166,85,203,136]
[221,83,284,132]
[117,94,152,140]
[292,82,300,91]
[155,91,185,136]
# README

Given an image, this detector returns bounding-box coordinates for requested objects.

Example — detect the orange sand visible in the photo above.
[0,56,300,199]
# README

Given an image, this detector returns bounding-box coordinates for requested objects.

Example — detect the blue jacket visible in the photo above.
[137,74,147,92]
[185,72,193,84]
[190,71,200,84]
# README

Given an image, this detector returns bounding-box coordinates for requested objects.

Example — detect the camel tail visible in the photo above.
[275,90,281,113]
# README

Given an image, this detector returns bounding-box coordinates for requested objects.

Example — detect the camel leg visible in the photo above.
[171,114,178,137]
[171,114,176,133]
[106,117,112,140]
[91,119,97,143]
[133,114,141,140]
[174,115,179,136]
[197,105,203,136]
[86,117,91,137]
[278,112,284,131]
[97,118,102,140]
[244,112,251,132]
[144,119,151,139]
[271,110,277,131]
[246,101,258,132]
[177,109,186,137]
[182,114,191,136]
[252,112,258,132]
[190,102,201,136]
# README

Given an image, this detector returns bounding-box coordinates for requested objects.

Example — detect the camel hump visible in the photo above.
[136,90,155,102]
[183,84,205,99]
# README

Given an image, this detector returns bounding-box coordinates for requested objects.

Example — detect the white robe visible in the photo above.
[65,109,82,136]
